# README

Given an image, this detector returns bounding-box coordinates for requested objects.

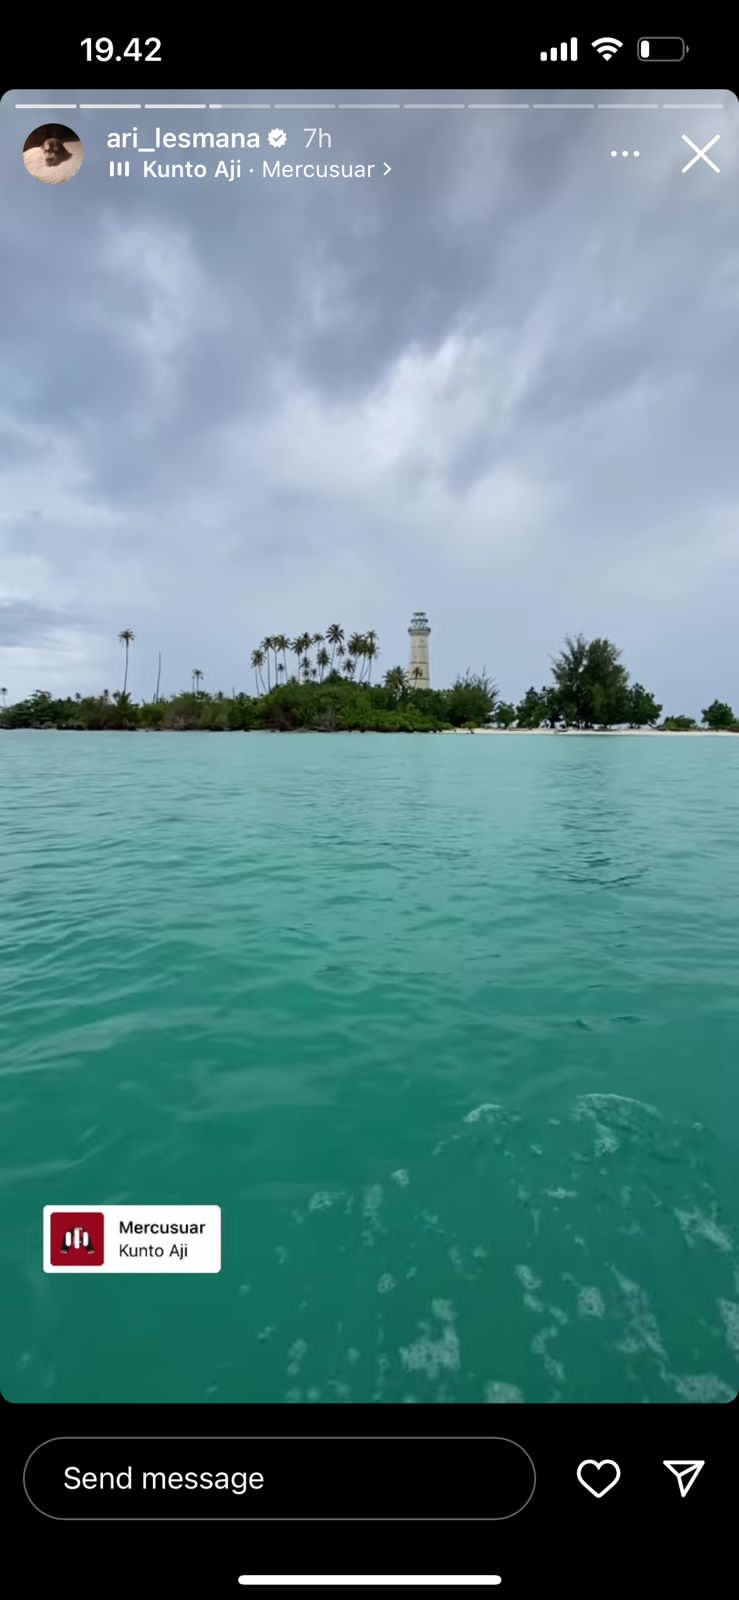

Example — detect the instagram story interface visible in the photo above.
[1,86,738,1407]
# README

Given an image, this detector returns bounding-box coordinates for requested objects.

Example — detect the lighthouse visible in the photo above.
[408,610,431,689]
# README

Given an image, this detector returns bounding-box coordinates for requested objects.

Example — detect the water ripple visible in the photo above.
[1,732,738,1401]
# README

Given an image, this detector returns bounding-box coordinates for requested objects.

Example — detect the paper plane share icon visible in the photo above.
[663,1460,704,1498]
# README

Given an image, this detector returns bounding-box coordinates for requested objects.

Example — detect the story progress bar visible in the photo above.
[11,101,728,113]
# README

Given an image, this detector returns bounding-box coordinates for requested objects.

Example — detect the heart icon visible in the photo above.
[577,1459,621,1498]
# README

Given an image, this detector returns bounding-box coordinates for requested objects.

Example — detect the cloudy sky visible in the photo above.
[1,88,738,712]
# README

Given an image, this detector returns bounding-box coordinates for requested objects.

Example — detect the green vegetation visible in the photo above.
[627,684,664,728]
[547,635,665,729]
[0,623,496,731]
[702,699,736,730]
[512,641,664,731]
[0,678,491,735]
[493,701,517,729]
[551,634,626,728]
[663,703,739,733]
[515,685,560,729]
[1,626,736,734]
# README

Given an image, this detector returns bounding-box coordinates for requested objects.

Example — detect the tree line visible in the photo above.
[0,629,736,733]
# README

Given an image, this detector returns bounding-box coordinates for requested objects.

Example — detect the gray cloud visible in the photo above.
[0,89,738,711]
[0,596,85,647]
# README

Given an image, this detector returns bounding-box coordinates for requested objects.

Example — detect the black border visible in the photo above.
[1,12,738,1593]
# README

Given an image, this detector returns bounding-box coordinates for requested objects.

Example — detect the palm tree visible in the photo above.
[364,631,378,684]
[260,637,274,691]
[411,665,424,685]
[301,656,311,682]
[294,632,313,676]
[274,634,290,679]
[251,647,266,693]
[344,657,356,679]
[316,647,330,682]
[348,633,365,679]
[325,623,344,671]
[384,666,407,702]
[118,629,134,694]
[192,668,203,694]
[0,687,7,709]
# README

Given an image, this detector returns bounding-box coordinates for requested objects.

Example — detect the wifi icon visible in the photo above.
[592,36,623,60]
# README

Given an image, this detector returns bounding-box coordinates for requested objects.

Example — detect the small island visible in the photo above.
[1,624,736,734]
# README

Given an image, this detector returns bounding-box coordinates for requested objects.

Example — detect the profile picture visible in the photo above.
[23,123,84,184]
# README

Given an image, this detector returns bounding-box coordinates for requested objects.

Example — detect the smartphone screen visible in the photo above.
[1,28,737,1596]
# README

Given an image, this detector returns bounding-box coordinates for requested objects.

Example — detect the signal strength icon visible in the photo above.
[540,37,578,61]
[592,37,623,60]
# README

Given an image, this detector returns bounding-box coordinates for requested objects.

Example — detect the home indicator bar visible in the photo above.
[237,1582,503,1590]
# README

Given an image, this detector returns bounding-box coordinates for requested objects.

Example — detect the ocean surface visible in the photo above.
[1,731,738,1404]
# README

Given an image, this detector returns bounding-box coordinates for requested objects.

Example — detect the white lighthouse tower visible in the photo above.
[408,610,431,689]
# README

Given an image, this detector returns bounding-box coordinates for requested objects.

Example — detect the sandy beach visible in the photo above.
[443,727,739,737]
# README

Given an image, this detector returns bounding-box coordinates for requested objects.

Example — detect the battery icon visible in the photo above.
[638,36,687,61]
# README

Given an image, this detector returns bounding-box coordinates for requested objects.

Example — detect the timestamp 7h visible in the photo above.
[81,38,162,62]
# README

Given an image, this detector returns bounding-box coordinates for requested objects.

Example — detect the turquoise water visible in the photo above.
[1,731,738,1403]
